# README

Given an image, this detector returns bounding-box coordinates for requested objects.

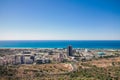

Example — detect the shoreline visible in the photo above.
[0,47,120,49]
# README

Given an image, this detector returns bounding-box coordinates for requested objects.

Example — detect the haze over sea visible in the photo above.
[0,40,120,49]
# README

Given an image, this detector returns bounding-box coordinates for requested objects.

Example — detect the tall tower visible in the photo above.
[20,55,25,64]
[14,55,17,64]
[67,45,73,56]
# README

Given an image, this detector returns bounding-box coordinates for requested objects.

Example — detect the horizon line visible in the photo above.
[0,39,120,41]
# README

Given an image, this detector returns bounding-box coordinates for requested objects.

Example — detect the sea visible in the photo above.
[0,40,120,49]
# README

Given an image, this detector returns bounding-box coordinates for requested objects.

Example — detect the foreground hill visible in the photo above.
[0,57,120,80]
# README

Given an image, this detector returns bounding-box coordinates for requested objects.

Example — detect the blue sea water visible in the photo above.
[0,40,120,49]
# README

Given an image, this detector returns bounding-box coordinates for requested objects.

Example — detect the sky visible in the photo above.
[0,0,120,40]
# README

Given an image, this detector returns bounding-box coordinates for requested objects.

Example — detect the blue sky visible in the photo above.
[0,0,120,40]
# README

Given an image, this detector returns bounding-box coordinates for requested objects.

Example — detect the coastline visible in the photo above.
[0,40,120,49]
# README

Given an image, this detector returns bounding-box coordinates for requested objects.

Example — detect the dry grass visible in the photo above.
[17,63,72,75]
[90,57,120,67]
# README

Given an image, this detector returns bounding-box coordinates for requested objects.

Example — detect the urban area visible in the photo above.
[0,46,120,80]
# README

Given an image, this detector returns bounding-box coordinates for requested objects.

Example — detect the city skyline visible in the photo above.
[0,0,120,40]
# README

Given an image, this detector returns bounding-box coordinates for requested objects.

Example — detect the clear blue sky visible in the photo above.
[0,0,120,40]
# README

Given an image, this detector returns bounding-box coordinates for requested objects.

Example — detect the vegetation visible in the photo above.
[69,66,120,80]
[1,57,120,80]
